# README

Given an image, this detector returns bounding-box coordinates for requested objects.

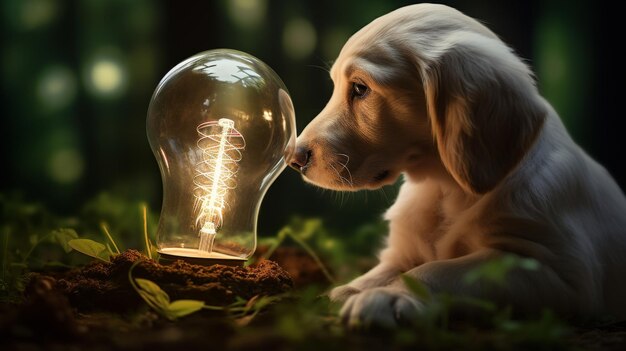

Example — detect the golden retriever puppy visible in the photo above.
[290,4,626,327]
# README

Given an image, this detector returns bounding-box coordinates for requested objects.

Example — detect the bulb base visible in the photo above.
[158,247,246,267]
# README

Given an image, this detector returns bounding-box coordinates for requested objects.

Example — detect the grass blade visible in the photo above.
[142,204,152,259]
[100,222,121,254]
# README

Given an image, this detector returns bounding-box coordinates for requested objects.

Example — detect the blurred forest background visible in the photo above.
[0,0,622,240]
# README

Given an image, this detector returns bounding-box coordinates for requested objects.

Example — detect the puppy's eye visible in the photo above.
[351,82,369,99]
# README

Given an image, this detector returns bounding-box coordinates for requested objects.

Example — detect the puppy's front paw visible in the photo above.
[340,287,422,329]
[329,284,361,303]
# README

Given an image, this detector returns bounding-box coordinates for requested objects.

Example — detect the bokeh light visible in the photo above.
[0,0,619,238]
[227,0,267,30]
[48,148,84,184]
[36,65,77,111]
[534,5,590,144]
[3,0,58,31]
[321,27,351,61]
[282,17,317,60]
[90,60,123,94]
[84,51,127,98]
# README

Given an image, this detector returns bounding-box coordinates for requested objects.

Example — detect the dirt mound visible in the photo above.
[35,249,293,312]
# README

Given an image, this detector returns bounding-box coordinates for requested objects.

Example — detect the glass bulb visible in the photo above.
[147,49,296,265]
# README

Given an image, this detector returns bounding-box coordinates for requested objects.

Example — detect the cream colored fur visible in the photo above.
[293,4,626,327]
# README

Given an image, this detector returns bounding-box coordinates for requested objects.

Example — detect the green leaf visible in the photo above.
[135,278,170,307]
[518,257,540,271]
[258,237,279,247]
[241,295,278,314]
[51,228,78,253]
[99,249,112,261]
[137,290,166,313]
[234,295,280,326]
[135,278,162,295]
[167,300,205,318]
[133,278,204,320]
[401,275,431,301]
[453,296,497,312]
[297,218,322,240]
[463,254,541,286]
[68,239,109,262]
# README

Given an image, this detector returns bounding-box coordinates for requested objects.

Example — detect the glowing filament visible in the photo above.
[193,118,245,252]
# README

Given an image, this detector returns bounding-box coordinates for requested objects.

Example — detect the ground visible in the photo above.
[1,247,626,350]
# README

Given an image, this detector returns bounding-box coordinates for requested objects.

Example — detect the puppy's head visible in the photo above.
[291,4,546,194]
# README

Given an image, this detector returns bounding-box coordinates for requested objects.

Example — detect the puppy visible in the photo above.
[290,4,626,327]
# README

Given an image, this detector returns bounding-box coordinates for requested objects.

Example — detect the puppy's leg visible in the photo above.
[329,263,401,302]
[408,249,582,314]
[341,249,583,328]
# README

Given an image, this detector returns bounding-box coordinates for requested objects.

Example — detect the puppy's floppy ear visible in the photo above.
[421,32,546,194]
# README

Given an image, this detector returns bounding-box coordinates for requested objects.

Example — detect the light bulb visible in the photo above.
[147,49,296,266]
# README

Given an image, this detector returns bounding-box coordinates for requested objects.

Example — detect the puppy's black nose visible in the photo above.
[290,147,311,172]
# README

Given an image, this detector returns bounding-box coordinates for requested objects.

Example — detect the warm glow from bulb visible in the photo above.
[193,118,245,253]
[148,49,297,264]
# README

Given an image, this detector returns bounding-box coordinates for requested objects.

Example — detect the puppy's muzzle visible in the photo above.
[289,146,312,174]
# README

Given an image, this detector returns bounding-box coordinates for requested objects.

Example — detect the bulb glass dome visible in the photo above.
[147,49,296,264]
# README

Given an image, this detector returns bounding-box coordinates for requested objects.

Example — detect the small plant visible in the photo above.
[65,223,123,263]
[0,193,583,350]
[259,218,335,283]
[128,261,205,321]
[65,203,155,263]
[141,204,155,259]
[127,260,282,323]
[67,238,112,262]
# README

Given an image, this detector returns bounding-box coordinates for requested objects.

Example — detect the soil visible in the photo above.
[46,249,294,312]
[255,246,330,288]
[1,248,626,350]
[43,249,293,312]
[0,249,295,349]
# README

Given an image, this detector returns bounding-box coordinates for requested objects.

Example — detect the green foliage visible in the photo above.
[401,274,432,303]
[0,193,575,349]
[68,239,111,262]
[1,194,85,299]
[494,310,570,347]
[463,254,540,286]
[0,192,154,299]
[258,217,335,283]
[100,223,121,254]
[258,216,387,283]
[276,291,340,341]
[127,261,281,322]
[80,193,158,252]
[128,261,205,321]
[51,228,79,253]
[393,257,570,350]
[167,300,206,318]
[140,204,156,259]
